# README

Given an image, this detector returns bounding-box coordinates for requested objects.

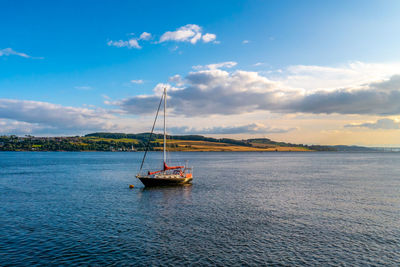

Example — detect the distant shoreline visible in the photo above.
[1,150,398,153]
[0,149,314,152]
[0,132,383,152]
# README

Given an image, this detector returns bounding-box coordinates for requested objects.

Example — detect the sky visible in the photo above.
[1,0,400,146]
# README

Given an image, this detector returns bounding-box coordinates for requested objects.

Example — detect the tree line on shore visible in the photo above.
[0,132,341,152]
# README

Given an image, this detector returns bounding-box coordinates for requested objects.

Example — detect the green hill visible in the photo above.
[0,133,378,152]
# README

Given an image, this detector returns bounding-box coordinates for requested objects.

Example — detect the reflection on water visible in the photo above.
[138,184,192,202]
[1,152,400,266]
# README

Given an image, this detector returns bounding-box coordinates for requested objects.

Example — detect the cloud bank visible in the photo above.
[167,123,294,135]
[0,99,117,134]
[114,63,400,117]
[4,61,400,137]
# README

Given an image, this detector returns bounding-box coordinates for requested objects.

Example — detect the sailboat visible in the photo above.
[136,87,193,187]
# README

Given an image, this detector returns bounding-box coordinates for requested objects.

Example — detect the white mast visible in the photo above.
[163,87,167,165]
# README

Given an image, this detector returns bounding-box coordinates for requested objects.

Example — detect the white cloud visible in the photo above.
[0,119,42,135]
[107,31,154,49]
[0,48,42,59]
[128,39,141,49]
[193,61,237,70]
[190,32,202,44]
[159,24,217,44]
[139,32,151,40]
[0,48,30,58]
[279,61,400,91]
[109,83,183,114]
[160,24,200,43]
[107,38,141,49]
[151,83,183,95]
[202,33,216,43]
[168,74,184,86]
[254,62,264,66]
[108,25,216,50]
[242,40,250,44]
[131,79,144,84]
[345,118,400,130]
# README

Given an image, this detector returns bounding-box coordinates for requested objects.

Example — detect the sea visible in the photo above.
[1,152,399,266]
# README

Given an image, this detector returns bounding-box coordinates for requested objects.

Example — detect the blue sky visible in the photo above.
[1,0,400,145]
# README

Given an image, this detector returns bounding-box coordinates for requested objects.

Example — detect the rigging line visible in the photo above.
[139,92,164,173]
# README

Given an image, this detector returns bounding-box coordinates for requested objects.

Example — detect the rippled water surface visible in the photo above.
[1,152,400,266]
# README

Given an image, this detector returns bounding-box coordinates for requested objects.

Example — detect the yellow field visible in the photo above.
[81,137,312,151]
[156,140,312,152]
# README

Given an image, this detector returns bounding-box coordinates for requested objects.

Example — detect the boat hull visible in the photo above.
[137,176,193,187]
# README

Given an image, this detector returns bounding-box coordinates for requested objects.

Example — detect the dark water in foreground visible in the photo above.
[1,152,399,266]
